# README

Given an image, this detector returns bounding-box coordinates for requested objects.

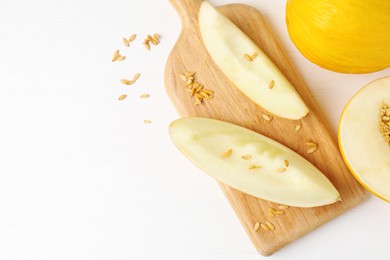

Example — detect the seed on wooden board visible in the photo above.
[269,80,275,90]
[185,71,195,77]
[278,205,289,210]
[186,80,193,86]
[195,96,203,105]
[268,212,275,218]
[262,114,272,123]
[284,160,289,167]
[241,155,252,160]
[118,94,127,101]
[295,124,302,131]
[123,37,130,47]
[254,222,260,232]
[199,91,209,98]
[275,210,285,215]
[129,34,137,42]
[244,53,253,61]
[140,94,150,99]
[181,71,214,106]
[195,93,204,99]
[260,223,270,231]
[203,89,214,95]
[195,85,203,93]
[307,146,318,154]
[262,114,271,121]
[268,207,276,213]
[306,140,318,147]
[277,167,286,173]
[266,221,275,230]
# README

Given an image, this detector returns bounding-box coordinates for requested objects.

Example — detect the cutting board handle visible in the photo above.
[169,0,202,28]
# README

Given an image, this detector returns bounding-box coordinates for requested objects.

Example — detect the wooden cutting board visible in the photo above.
[164,0,367,256]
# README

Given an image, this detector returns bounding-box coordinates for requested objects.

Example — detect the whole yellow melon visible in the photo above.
[286,0,390,74]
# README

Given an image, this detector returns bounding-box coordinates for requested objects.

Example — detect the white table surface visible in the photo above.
[1,0,389,259]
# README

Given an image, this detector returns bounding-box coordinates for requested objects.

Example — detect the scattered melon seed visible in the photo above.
[123,37,130,47]
[269,80,275,90]
[284,160,289,167]
[243,53,253,61]
[295,123,302,131]
[260,223,270,231]
[306,140,318,147]
[133,73,141,81]
[120,79,133,85]
[129,34,137,42]
[262,114,273,124]
[278,205,289,210]
[268,207,276,213]
[268,212,275,218]
[144,120,152,124]
[181,71,214,106]
[180,74,187,81]
[112,50,120,62]
[275,210,285,215]
[254,222,260,232]
[117,56,126,61]
[143,42,151,50]
[307,146,318,154]
[140,94,150,99]
[118,94,127,101]
[241,155,252,160]
[185,71,195,78]
[265,221,275,230]
[277,167,286,173]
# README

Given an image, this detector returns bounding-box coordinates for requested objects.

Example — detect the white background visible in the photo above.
[0,0,389,259]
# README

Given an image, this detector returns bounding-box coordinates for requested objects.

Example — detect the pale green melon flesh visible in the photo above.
[339,77,390,201]
[199,1,309,120]
[170,117,340,207]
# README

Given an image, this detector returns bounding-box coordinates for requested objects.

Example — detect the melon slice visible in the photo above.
[199,1,309,120]
[169,117,340,207]
[339,77,390,202]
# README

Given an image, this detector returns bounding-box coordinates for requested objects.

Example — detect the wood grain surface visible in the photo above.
[164,0,367,256]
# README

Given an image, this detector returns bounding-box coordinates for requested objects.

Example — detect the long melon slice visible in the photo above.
[169,117,340,207]
[199,1,309,120]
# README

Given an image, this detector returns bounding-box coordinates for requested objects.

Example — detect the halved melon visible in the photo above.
[170,117,340,207]
[339,77,390,202]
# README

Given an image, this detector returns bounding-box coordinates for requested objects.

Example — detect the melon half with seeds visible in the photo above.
[338,77,390,202]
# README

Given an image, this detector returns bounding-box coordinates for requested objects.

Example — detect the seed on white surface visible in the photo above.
[118,94,127,101]
[123,37,130,47]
